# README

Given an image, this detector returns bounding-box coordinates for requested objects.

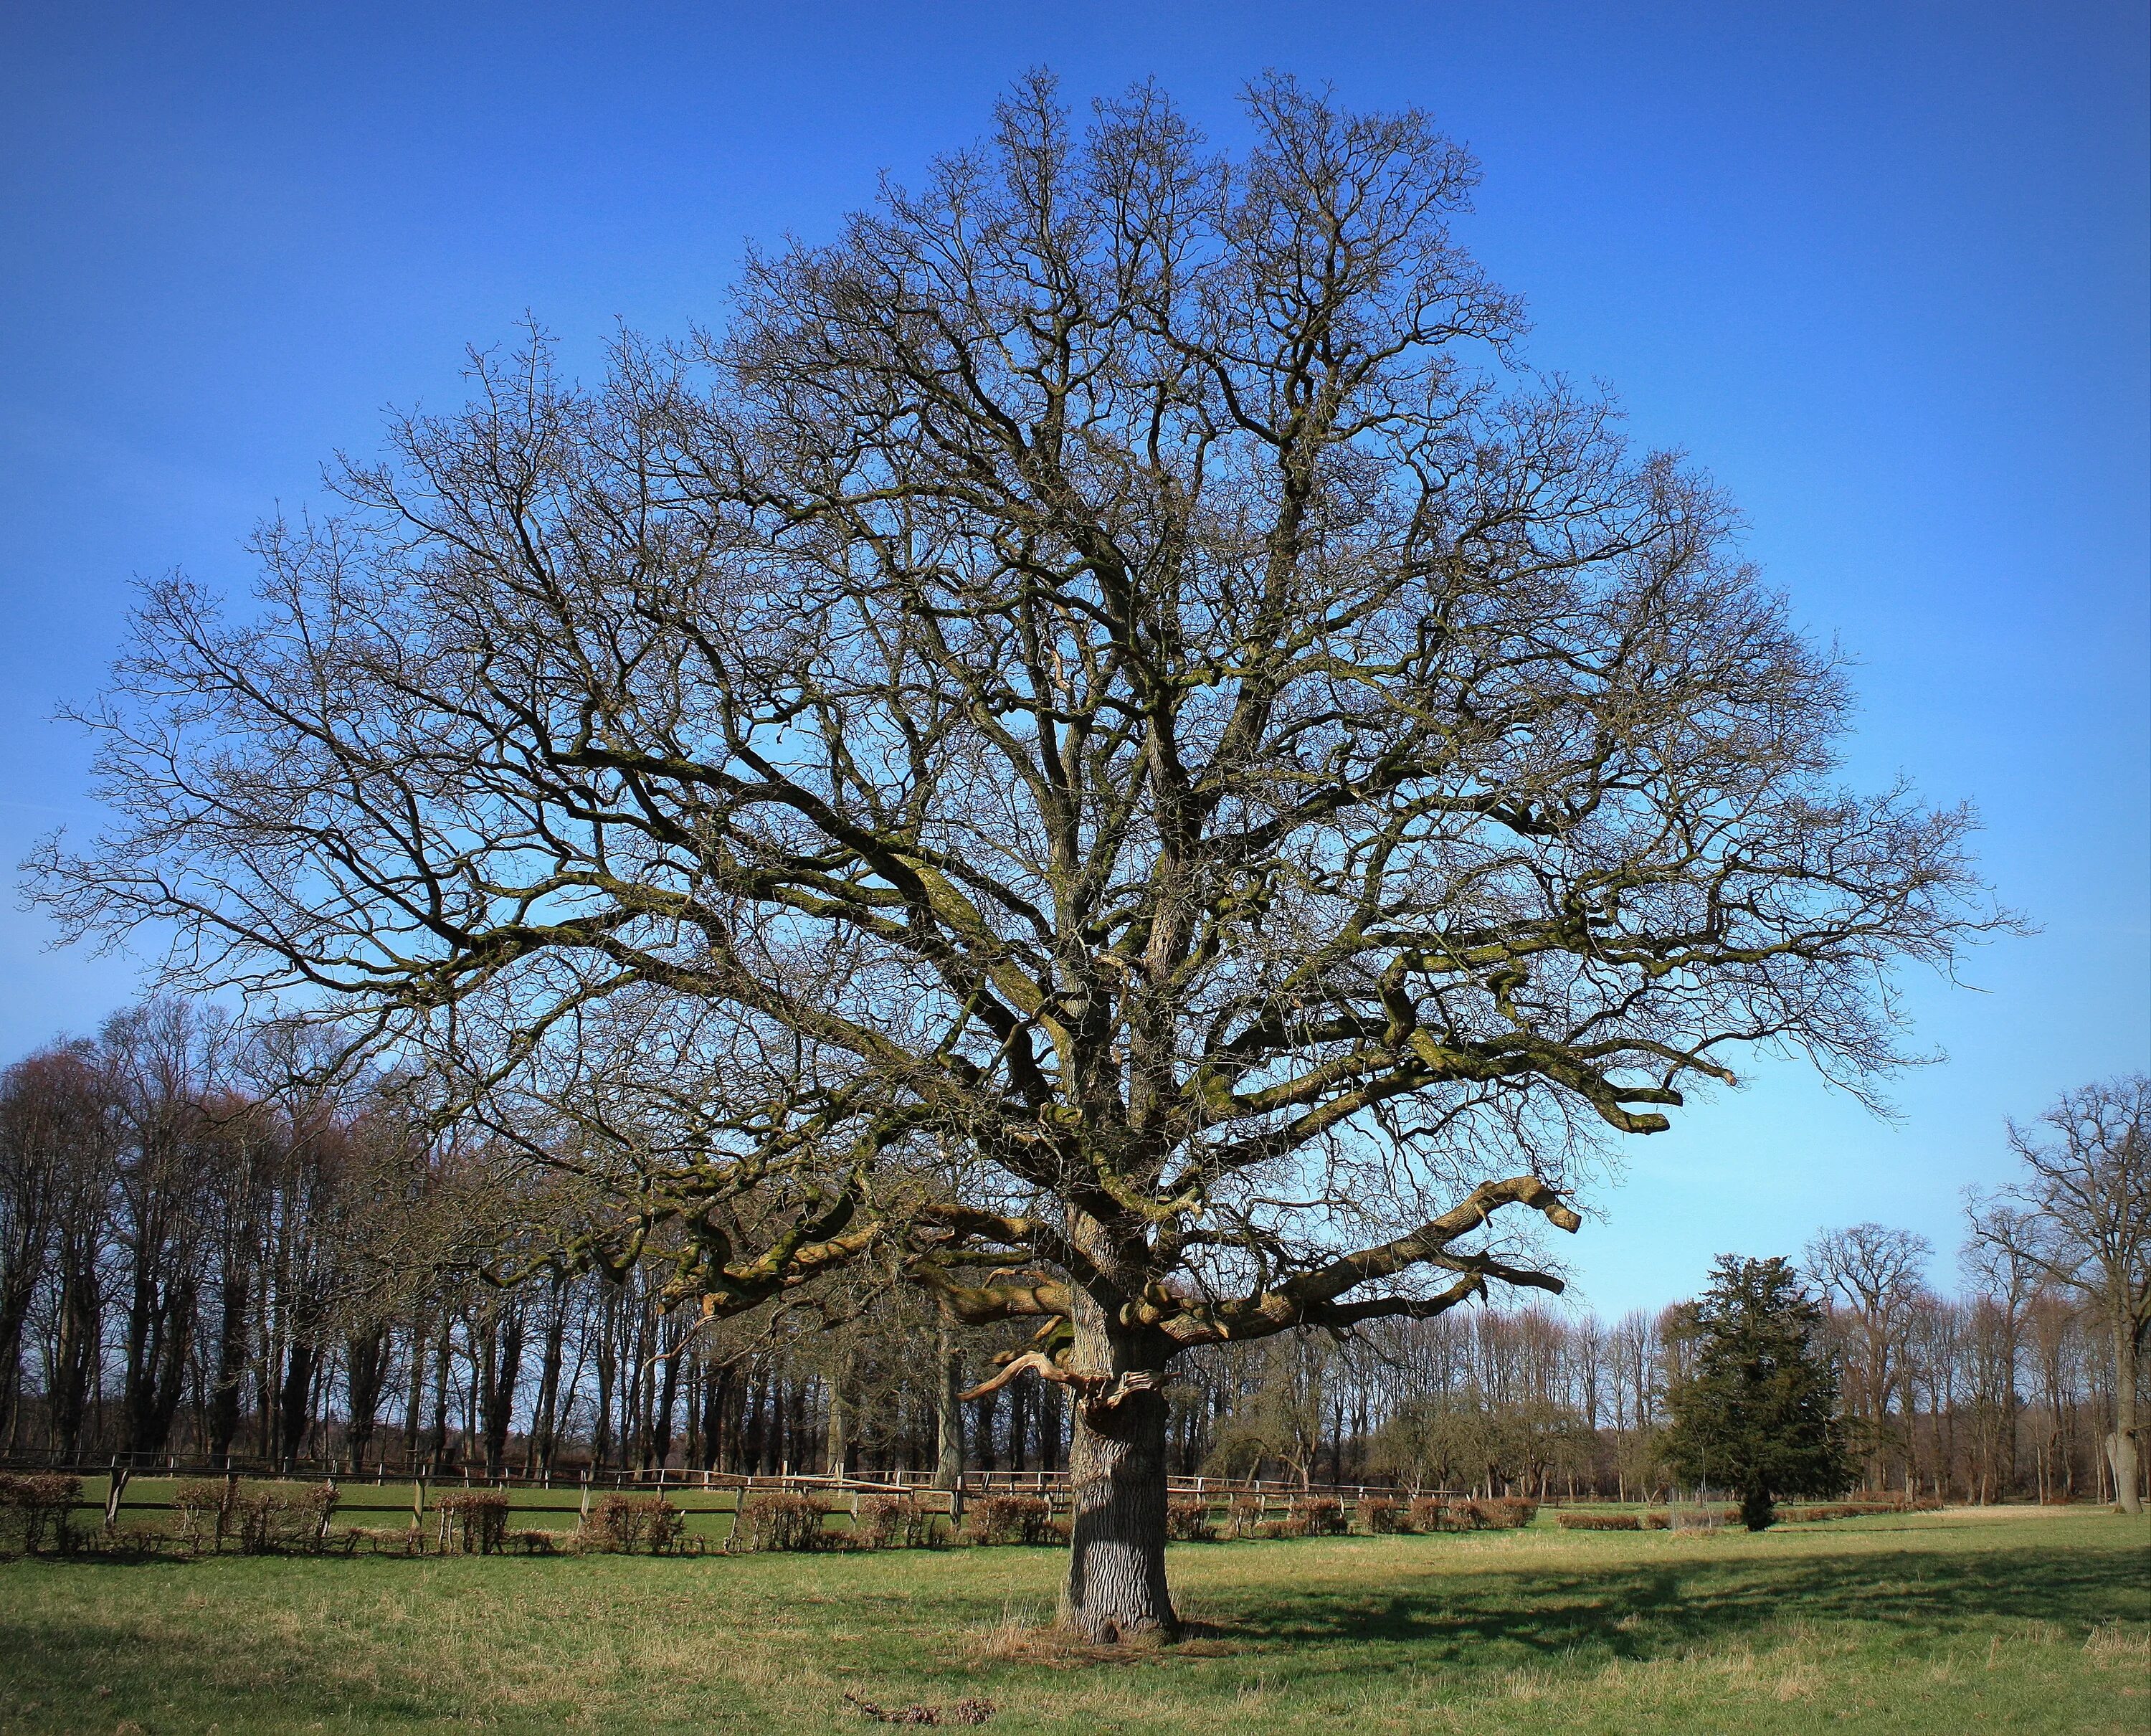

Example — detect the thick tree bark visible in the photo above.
[1058,1297,1177,1643]
[2107,1319,2142,1514]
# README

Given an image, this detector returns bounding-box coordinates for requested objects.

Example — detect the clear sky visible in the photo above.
[3,1,2145,1319]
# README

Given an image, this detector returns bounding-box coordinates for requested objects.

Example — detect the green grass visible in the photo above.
[1,1508,2144,1734]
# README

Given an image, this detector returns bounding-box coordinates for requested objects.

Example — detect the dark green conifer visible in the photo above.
[1664,1256,1851,1529]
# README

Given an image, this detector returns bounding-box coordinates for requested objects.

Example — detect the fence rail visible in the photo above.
[0,1453,1431,1504]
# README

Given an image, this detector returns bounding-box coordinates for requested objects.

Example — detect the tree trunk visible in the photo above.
[934,1309,964,1490]
[825,1355,851,1479]
[650,1324,680,1471]
[345,1326,388,1471]
[2107,1317,2142,1514]
[427,1327,452,1471]
[1058,1299,1177,1643]
[277,1332,316,1471]
[526,1282,567,1476]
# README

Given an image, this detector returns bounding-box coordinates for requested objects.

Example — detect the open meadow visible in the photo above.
[1,1506,2143,1735]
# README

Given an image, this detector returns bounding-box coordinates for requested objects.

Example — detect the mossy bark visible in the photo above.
[1058,1296,1177,1642]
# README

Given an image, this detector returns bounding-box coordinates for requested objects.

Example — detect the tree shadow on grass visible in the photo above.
[0,1616,447,1732]
[1219,1539,2146,1673]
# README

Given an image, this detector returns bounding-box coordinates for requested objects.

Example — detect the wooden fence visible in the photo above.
[1,1452,1411,1507]
[10,1458,1539,1535]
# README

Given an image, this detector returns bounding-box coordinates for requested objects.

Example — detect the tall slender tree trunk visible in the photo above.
[0,1273,38,1445]
[825,1355,852,1479]
[934,1308,965,1490]
[650,1328,681,1471]
[49,1263,100,1459]
[480,1305,524,1473]
[1038,1380,1063,1474]
[1058,1287,1177,1643]
[709,1367,732,1473]
[741,1372,765,1474]
[427,1326,452,1470]
[277,1332,317,1471]
[346,1326,387,1471]
[401,1309,428,1468]
[526,1284,566,1476]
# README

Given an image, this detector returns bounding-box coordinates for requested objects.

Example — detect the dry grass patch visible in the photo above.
[2082,1621,2151,1667]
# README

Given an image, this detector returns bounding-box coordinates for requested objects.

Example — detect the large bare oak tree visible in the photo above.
[30,75,2003,1637]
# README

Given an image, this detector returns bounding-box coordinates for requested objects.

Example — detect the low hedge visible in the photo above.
[1407,1495,1537,1532]
[1167,1497,1217,1542]
[1557,1510,1640,1530]
[582,1491,686,1553]
[856,1494,934,1549]
[0,1473,81,1555]
[434,1490,513,1555]
[964,1493,1055,1547]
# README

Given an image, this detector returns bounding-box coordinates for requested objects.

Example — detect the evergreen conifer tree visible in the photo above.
[1664,1256,1851,1529]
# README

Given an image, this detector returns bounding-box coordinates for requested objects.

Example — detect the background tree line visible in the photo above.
[4,1000,2137,1505]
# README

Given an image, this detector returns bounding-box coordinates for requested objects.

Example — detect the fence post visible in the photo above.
[105,1463,130,1529]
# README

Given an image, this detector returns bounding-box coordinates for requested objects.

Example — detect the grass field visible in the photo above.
[1,1507,2144,1735]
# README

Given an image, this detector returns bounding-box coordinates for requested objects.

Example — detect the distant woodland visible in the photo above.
[1,999,2129,1504]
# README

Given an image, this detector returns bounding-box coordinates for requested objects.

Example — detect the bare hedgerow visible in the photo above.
[232,1484,338,1555]
[855,1494,931,1550]
[581,1492,685,1554]
[434,1491,512,1555]
[1473,1498,1539,1530]
[1166,1498,1217,1542]
[1226,1495,1267,1540]
[171,1478,236,1552]
[964,1495,1055,1547]
[0,1474,81,1555]
[742,1491,832,1553]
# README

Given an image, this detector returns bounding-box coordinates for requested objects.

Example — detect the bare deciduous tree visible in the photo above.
[1805,1221,1934,1489]
[29,76,2002,1635]
[1970,1076,2150,1512]
[0,1048,110,1443]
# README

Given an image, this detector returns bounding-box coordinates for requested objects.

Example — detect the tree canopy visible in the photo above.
[29,74,2000,1635]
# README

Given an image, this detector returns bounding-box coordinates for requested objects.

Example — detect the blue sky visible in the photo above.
[2,2,2145,1318]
